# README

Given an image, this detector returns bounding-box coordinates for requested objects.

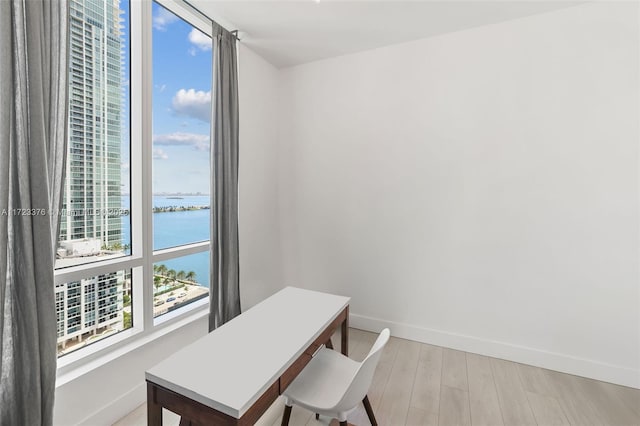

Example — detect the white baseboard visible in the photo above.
[73,312,639,425]
[350,313,640,389]
[78,382,146,426]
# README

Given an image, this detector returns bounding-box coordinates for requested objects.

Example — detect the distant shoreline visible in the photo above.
[152,206,210,214]
[116,206,210,216]
[122,194,211,197]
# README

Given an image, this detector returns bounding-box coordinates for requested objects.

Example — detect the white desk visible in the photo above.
[145,287,350,426]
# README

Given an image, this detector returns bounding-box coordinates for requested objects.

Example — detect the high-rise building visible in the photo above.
[56,0,126,351]
[56,273,122,350]
[61,0,123,247]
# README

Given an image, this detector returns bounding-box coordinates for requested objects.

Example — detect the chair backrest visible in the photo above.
[333,328,391,413]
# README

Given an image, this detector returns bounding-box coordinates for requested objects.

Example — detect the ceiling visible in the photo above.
[190,1,581,68]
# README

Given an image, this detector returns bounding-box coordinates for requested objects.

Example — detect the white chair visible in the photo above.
[281,328,391,426]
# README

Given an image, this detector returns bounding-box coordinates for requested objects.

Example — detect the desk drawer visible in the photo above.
[279,353,312,393]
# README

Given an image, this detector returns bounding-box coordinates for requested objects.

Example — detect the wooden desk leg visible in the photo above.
[147,382,163,426]
[341,305,349,356]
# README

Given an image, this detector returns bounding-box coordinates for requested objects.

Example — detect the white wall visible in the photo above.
[278,2,640,388]
[53,44,283,425]
[238,44,285,309]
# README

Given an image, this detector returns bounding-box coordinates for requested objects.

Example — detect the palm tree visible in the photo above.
[156,264,168,277]
[185,271,196,283]
[153,264,160,274]
[163,276,172,287]
[167,269,177,280]
[176,270,186,281]
[153,275,162,295]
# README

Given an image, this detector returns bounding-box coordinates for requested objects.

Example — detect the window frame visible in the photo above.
[55,0,213,373]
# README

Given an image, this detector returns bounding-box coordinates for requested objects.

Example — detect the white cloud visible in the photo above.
[153,8,178,31]
[172,89,211,122]
[188,28,212,52]
[153,132,209,151]
[153,148,169,160]
[155,84,167,93]
[188,47,197,57]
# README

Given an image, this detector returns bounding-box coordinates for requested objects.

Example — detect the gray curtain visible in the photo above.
[0,1,68,425]
[209,24,240,331]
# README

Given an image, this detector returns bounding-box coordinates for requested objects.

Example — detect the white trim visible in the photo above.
[153,241,210,262]
[183,0,238,36]
[56,326,142,370]
[130,0,147,356]
[139,0,156,336]
[130,0,144,290]
[153,296,208,325]
[155,0,211,35]
[350,313,640,389]
[56,306,208,387]
[54,255,143,284]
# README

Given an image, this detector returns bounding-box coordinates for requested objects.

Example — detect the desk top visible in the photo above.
[145,287,350,418]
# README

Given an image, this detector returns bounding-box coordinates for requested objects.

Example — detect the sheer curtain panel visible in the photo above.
[0,1,69,424]
[209,23,240,331]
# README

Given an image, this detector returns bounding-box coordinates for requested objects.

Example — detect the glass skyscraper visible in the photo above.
[61,0,123,247]
[56,0,126,352]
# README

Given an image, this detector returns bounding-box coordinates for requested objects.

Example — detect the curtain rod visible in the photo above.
[182,0,241,41]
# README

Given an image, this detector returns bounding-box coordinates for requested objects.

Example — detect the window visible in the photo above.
[151,2,212,318]
[55,0,212,359]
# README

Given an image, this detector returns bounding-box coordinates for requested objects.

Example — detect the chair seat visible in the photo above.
[284,348,360,412]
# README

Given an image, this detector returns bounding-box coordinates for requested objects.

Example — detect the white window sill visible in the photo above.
[56,303,209,388]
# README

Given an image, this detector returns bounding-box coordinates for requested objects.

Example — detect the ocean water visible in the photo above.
[121,196,211,287]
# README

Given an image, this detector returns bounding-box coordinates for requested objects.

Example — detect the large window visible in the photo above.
[152,2,211,318]
[55,0,212,359]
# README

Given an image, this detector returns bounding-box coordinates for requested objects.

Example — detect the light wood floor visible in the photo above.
[115,328,640,426]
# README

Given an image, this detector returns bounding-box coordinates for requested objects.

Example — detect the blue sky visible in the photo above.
[151,3,212,195]
[121,1,212,195]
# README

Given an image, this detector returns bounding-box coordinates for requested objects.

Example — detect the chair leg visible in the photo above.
[315,413,320,420]
[363,395,378,426]
[339,422,348,426]
[281,405,292,426]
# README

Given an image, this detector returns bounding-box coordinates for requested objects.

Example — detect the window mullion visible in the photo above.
[132,0,155,331]
[152,241,210,263]
[55,257,143,286]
